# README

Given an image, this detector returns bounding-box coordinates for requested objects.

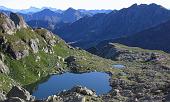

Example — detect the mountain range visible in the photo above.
[20,8,112,30]
[96,19,170,53]
[55,3,170,49]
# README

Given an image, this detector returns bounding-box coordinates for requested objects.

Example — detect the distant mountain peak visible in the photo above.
[130,3,138,8]
[65,7,77,13]
[129,3,166,9]
[149,3,166,9]
[40,8,55,13]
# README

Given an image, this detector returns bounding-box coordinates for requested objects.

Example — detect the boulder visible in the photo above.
[59,92,86,102]
[0,13,16,35]
[71,86,96,96]
[10,13,28,29]
[55,86,98,102]
[12,50,29,60]
[29,39,39,53]
[0,60,10,74]
[46,95,63,102]
[7,86,34,101]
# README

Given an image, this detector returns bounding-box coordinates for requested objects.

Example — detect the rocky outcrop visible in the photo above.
[29,39,39,53]
[90,43,166,62]
[46,95,63,102]
[0,13,16,35]
[11,50,29,60]
[7,40,30,60]
[34,28,57,46]
[7,86,35,101]
[56,86,97,102]
[70,86,96,96]
[4,86,98,102]
[10,13,28,29]
[0,60,10,74]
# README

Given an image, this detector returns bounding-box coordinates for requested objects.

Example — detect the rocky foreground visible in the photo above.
[0,85,99,102]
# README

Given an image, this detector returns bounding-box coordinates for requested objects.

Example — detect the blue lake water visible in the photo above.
[113,64,125,69]
[32,72,111,99]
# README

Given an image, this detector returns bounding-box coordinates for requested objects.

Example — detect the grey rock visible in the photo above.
[12,50,29,60]
[0,53,5,62]
[8,40,30,60]
[0,93,6,101]
[59,92,86,102]
[10,13,28,29]
[71,86,96,96]
[29,39,39,53]
[0,13,16,35]
[46,95,63,102]
[49,39,56,46]
[43,47,49,53]
[0,60,10,74]
[7,86,34,101]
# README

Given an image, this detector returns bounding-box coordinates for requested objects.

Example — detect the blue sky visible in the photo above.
[0,0,169,10]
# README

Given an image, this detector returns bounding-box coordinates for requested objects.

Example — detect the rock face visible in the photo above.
[8,40,30,60]
[0,60,10,74]
[12,50,29,60]
[10,13,28,29]
[0,13,60,60]
[29,39,39,53]
[0,13,16,35]
[7,86,34,101]
[34,28,57,46]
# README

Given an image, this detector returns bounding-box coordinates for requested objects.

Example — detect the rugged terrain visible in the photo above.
[0,12,114,100]
[0,12,170,102]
